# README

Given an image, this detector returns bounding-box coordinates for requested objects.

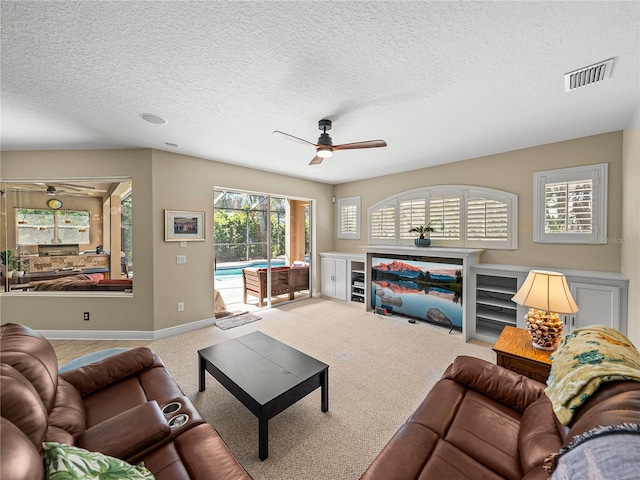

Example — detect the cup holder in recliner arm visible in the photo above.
[162,402,181,415]
[168,413,189,429]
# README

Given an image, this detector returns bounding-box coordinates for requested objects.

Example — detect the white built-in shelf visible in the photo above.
[476,297,517,310]
[477,284,516,295]
[476,309,517,325]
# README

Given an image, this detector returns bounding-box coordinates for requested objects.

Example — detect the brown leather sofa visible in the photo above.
[0,323,252,480]
[361,355,640,480]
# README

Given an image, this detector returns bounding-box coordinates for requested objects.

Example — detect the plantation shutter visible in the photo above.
[534,164,606,244]
[337,197,360,240]
[370,204,396,240]
[429,195,461,240]
[399,198,426,239]
[340,203,357,235]
[544,180,593,234]
[368,185,518,248]
[467,197,509,241]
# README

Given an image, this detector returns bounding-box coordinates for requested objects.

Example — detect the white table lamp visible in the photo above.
[512,270,579,351]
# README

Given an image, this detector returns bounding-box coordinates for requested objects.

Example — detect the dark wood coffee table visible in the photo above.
[198,331,329,460]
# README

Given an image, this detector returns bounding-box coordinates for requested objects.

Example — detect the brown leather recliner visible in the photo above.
[360,355,640,480]
[0,323,252,480]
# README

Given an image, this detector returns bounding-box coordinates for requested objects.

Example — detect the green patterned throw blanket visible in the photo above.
[545,325,640,425]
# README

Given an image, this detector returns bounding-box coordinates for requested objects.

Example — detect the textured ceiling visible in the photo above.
[1,1,638,184]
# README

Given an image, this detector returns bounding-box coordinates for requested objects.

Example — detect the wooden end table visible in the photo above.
[492,326,552,383]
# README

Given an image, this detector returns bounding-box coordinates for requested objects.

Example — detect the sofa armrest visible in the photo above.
[444,355,545,412]
[61,347,160,397]
[77,401,170,459]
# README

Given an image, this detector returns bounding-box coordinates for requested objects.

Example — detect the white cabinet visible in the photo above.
[565,282,622,332]
[321,255,348,301]
[469,264,628,343]
[320,253,366,302]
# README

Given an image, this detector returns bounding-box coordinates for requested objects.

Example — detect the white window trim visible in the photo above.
[533,163,607,244]
[337,196,361,240]
[368,185,517,249]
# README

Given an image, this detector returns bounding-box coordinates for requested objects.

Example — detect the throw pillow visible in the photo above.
[42,442,155,479]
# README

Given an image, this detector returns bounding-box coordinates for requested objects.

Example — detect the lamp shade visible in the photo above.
[512,270,579,314]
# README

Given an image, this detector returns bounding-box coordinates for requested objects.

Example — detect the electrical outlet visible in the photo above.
[177,302,184,312]
[177,255,186,264]
[83,312,90,321]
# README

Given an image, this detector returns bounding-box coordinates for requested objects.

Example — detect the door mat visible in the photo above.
[215,312,262,330]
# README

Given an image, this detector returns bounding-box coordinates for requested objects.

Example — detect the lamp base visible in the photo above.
[531,341,557,351]
[525,308,563,352]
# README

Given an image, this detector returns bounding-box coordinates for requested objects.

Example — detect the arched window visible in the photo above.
[368,185,518,249]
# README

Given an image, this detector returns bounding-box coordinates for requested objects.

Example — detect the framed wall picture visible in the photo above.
[165,210,205,241]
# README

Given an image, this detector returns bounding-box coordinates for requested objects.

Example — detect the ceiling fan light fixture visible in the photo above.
[317,148,332,158]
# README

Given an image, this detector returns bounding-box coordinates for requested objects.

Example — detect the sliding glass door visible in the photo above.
[213,189,310,313]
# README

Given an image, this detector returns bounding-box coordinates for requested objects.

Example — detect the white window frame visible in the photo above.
[337,196,361,240]
[533,163,607,244]
[368,185,518,249]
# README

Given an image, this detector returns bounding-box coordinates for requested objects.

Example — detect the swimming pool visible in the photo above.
[215,260,286,278]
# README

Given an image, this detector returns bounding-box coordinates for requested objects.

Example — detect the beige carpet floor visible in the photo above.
[142,298,496,480]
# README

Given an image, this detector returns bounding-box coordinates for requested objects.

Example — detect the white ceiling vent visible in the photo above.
[565,58,614,92]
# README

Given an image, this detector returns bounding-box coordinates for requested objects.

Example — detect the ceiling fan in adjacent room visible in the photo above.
[2,182,97,196]
[42,182,96,194]
[273,119,387,165]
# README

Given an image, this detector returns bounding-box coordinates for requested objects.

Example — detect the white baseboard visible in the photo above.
[39,329,155,341]
[39,317,217,341]
[152,317,217,340]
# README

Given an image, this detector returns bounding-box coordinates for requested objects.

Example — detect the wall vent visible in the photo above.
[565,58,614,92]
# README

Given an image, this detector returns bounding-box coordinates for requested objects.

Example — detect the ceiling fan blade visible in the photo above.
[57,185,82,192]
[59,183,96,190]
[333,140,387,151]
[309,156,324,165]
[273,130,317,147]
[8,184,41,191]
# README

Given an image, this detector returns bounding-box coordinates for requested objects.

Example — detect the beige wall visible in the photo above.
[0,149,155,332]
[333,132,624,272]
[622,106,640,346]
[0,149,333,333]
[1,132,633,338]
[150,150,333,331]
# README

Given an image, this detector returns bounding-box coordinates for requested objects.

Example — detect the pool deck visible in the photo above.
[214,265,310,314]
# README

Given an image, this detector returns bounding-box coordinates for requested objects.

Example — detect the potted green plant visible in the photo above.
[409,222,438,247]
[0,250,16,277]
